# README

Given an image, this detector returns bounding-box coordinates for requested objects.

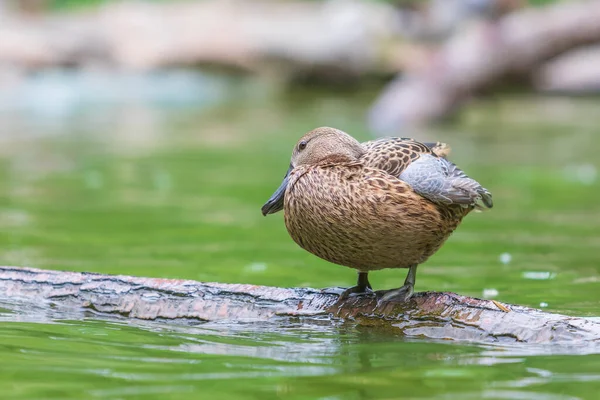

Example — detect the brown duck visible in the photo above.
[261,127,492,302]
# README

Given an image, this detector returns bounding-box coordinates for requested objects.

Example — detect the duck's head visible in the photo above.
[261,127,364,216]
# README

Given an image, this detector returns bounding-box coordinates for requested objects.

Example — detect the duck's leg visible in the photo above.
[378,264,417,303]
[339,272,374,299]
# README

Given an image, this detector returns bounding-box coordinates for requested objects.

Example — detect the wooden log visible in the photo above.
[1,266,598,344]
[368,0,600,131]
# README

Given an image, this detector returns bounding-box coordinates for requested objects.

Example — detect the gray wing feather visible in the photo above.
[399,154,493,209]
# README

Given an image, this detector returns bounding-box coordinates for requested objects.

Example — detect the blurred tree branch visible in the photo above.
[369,0,600,131]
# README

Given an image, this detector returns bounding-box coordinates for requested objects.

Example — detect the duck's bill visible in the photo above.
[261,164,292,216]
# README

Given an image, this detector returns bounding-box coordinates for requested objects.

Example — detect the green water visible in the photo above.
[1,86,599,399]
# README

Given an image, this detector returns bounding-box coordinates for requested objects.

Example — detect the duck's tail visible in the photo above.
[445,162,493,211]
[443,177,493,211]
[474,187,493,210]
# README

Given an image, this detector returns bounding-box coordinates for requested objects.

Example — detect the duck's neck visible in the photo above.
[321,138,365,164]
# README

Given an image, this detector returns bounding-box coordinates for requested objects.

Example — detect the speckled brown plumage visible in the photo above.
[285,163,467,271]
[261,127,492,301]
[362,137,437,177]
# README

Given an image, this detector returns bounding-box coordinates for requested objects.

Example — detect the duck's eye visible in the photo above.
[298,141,307,151]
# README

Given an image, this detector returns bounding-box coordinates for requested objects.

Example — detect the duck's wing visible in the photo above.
[361,138,440,177]
[362,138,491,209]
[423,141,451,159]
[399,154,493,209]
[364,138,451,158]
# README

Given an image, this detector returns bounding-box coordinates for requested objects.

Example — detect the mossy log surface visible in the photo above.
[1,266,598,344]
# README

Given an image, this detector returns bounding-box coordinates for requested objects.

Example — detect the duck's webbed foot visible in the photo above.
[339,272,374,300]
[378,264,417,304]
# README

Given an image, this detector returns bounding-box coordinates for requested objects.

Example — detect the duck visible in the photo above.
[261,127,492,302]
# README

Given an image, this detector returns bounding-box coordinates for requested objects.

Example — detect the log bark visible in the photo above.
[0,266,598,344]
[368,0,600,131]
